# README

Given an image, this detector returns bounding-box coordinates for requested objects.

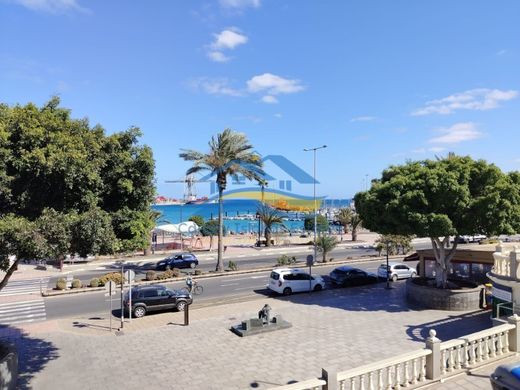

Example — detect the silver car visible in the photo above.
[377,262,417,282]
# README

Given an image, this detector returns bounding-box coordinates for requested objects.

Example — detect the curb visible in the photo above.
[42,254,404,297]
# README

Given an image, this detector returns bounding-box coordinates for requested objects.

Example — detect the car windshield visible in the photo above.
[379,264,390,269]
[332,269,348,275]
[270,271,280,280]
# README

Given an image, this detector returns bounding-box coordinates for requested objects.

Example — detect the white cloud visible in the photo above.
[219,0,260,9]
[412,88,518,116]
[247,73,305,95]
[212,29,248,50]
[206,28,247,62]
[428,122,483,144]
[274,113,282,118]
[207,51,230,63]
[429,146,446,153]
[190,78,242,97]
[261,95,278,104]
[12,0,88,13]
[350,116,375,122]
[497,49,507,56]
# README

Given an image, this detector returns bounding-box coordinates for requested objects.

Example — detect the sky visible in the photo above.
[1,0,519,199]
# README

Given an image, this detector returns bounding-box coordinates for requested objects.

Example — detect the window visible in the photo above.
[279,180,285,190]
[143,289,158,298]
[471,263,492,284]
[286,180,292,191]
[450,263,470,280]
[270,272,280,280]
[296,273,311,280]
[283,274,296,281]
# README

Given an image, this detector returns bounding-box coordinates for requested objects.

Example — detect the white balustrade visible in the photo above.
[337,349,431,390]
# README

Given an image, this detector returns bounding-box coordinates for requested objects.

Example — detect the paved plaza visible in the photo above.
[0,282,506,389]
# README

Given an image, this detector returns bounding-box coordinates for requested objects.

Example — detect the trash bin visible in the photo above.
[490,362,520,390]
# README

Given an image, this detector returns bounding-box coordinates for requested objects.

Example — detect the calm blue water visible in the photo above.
[152,199,351,234]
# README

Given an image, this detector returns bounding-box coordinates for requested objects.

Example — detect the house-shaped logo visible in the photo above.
[200,155,324,210]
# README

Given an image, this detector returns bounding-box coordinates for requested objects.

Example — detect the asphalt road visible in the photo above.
[47,245,379,286]
[44,258,419,321]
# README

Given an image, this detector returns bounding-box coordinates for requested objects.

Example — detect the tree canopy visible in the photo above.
[0,98,155,288]
[354,156,520,238]
[304,214,329,233]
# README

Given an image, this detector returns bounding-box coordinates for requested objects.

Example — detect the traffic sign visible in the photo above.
[306,255,314,266]
[125,270,136,282]
[104,280,117,297]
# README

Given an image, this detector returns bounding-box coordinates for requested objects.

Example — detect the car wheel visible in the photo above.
[411,272,417,278]
[392,274,398,282]
[133,306,146,318]
[176,301,187,311]
[282,287,292,296]
[190,262,196,269]
[313,284,323,292]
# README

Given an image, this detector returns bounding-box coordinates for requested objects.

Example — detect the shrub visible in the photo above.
[90,278,100,287]
[56,278,67,290]
[228,260,238,271]
[194,269,203,276]
[99,272,123,286]
[277,255,297,266]
[146,271,157,281]
[71,279,82,289]
[157,269,180,280]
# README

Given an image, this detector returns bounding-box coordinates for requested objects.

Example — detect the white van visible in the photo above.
[268,268,325,295]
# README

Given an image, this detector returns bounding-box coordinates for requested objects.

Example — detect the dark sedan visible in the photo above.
[156,253,199,271]
[329,266,380,287]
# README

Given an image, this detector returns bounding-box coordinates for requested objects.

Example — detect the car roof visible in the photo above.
[272,268,305,274]
[135,285,166,290]
[381,262,405,266]
[333,266,360,272]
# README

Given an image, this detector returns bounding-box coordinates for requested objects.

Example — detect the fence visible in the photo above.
[267,314,520,390]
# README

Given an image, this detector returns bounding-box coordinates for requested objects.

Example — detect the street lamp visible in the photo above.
[303,144,327,292]
[256,212,261,247]
[385,240,393,290]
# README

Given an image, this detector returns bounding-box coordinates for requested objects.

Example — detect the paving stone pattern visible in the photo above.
[1,282,495,390]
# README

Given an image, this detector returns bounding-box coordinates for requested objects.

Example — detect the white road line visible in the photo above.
[0,303,45,311]
[220,283,239,287]
[0,299,43,307]
[0,312,46,322]
[233,286,263,291]
[237,255,246,258]
[250,276,265,279]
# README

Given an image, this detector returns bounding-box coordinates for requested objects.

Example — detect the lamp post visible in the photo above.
[385,240,393,290]
[256,212,261,247]
[304,144,327,292]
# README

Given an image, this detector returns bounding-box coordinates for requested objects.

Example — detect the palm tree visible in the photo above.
[180,129,264,271]
[257,203,285,246]
[351,212,362,241]
[336,208,352,234]
[316,235,338,262]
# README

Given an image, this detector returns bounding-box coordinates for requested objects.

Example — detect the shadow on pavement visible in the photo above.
[0,325,59,390]
[263,281,414,313]
[405,310,492,342]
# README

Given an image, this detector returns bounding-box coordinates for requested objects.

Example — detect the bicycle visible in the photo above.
[181,280,203,295]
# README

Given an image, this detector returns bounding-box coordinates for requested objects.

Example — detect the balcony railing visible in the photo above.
[492,244,520,280]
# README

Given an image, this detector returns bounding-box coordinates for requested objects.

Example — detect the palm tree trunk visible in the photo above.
[352,228,357,241]
[322,251,327,263]
[216,187,224,271]
[264,226,271,247]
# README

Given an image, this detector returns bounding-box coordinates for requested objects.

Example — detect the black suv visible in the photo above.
[123,285,192,318]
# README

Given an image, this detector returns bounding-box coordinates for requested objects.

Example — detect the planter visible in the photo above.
[406,278,484,311]
[0,342,17,390]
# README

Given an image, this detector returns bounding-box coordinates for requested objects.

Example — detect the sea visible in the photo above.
[152,198,352,234]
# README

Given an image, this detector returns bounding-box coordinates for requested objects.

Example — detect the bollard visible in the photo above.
[184,303,189,326]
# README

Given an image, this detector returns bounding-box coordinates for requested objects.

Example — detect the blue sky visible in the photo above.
[1,0,519,199]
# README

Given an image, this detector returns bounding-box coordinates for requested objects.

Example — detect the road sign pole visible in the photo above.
[109,283,113,332]
[129,278,132,322]
[120,263,124,330]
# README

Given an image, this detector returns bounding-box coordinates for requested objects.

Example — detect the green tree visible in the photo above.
[200,219,225,251]
[71,208,117,257]
[189,215,205,228]
[316,235,338,262]
[374,234,413,256]
[257,203,285,246]
[355,155,520,288]
[180,129,264,271]
[0,98,155,291]
[304,214,329,234]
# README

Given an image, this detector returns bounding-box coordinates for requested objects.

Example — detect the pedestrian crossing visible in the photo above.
[0,277,49,297]
[0,299,47,325]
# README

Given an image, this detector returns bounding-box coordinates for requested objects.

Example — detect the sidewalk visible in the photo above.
[1,282,495,390]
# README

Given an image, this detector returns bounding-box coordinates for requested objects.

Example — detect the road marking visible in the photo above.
[0,298,46,325]
[220,283,239,287]
[0,277,49,297]
[237,255,246,258]
[234,286,264,291]
[250,276,265,279]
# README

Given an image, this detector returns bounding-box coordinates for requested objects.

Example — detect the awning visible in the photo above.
[155,221,199,234]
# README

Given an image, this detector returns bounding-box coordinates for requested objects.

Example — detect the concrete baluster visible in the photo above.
[490,333,497,358]
[425,329,441,380]
[510,249,519,280]
[497,333,504,356]
[403,361,410,387]
[377,369,384,390]
[368,371,375,390]
[419,356,426,382]
[440,349,447,374]
[386,366,392,390]
[483,336,490,360]
[503,331,510,354]
[508,314,520,352]
[454,345,462,369]
[411,359,418,384]
[360,374,366,390]
[394,363,402,390]
[349,377,355,390]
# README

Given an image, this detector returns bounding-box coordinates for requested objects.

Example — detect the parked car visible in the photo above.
[490,361,520,390]
[453,234,487,244]
[329,266,379,287]
[377,262,417,282]
[156,253,199,270]
[123,285,192,318]
[268,268,325,295]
